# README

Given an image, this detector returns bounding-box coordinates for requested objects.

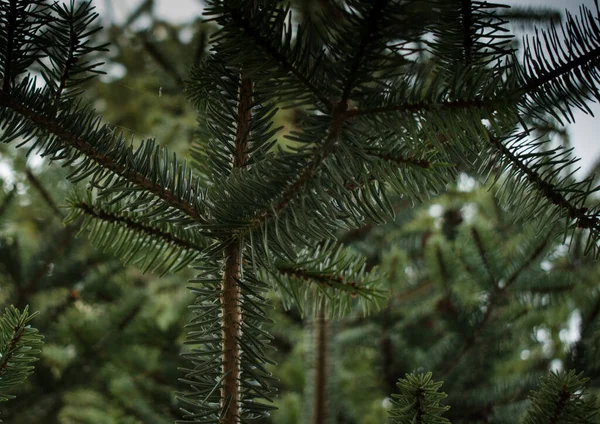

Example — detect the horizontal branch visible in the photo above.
[277,265,360,293]
[487,133,599,230]
[0,92,206,224]
[74,201,204,253]
[519,45,600,95]
[346,96,504,118]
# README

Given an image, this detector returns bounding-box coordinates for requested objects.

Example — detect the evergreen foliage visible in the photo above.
[1,0,600,423]
[523,370,598,424]
[389,372,449,424]
[0,306,43,404]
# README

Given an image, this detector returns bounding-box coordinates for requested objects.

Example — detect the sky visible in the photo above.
[94,0,600,177]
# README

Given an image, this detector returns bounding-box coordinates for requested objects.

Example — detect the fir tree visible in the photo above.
[2,0,600,423]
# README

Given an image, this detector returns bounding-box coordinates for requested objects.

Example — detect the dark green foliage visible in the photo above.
[523,370,598,424]
[2,0,600,422]
[0,306,43,402]
[389,372,450,424]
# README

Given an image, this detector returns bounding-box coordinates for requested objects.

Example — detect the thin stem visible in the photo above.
[220,73,253,424]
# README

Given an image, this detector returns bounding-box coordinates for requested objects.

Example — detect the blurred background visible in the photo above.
[1,1,600,423]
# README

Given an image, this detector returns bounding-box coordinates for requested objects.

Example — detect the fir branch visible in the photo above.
[523,371,599,424]
[276,266,360,294]
[0,306,43,402]
[519,43,600,96]
[470,227,495,287]
[248,100,348,228]
[346,96,506,118]
[487,133,599,231]
[461,0,474,65]
[440,233,550,376]
[0,93,207,224]
[53,8,78,104]
[73,201,203,252]
[1,0,16,93]
[340,0,389,101]
[233,77,252,169]
[389,373,450,424]
[219,4,334,111]
[220,72,252,424]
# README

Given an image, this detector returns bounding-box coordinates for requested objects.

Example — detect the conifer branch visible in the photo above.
[73,201,203,252]
[346,96,505,118]
[276,266,360,294]
[2,0,16,93]
[340,0,388,101]
[0,93,207,224]
[221,240,242,424]
[0,306,43,402]
[470,227,496,287]
[487,133,599,231]
[220,73,253,424]
[53,12,78,104]
[249,100,348,228]
[221,5,334,111]
[461,0,474,65]
[440,233,550,376]
[519,45,600,96]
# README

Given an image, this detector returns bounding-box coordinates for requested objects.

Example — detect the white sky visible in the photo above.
[95,0,600,177]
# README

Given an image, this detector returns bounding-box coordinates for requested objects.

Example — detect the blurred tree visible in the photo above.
[1,1,600,424]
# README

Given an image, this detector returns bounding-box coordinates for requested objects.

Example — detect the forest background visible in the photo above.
[1,0,600,423]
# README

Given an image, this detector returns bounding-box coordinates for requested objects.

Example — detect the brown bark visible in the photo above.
[220,75,253,424]
[221,241,243,423]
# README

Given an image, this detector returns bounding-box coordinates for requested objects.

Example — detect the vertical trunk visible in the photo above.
[313,305,328,424]
[221,241,242,424]
[220,74,253,424]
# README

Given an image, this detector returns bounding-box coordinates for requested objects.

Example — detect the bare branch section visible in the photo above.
[0,93,206,224]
